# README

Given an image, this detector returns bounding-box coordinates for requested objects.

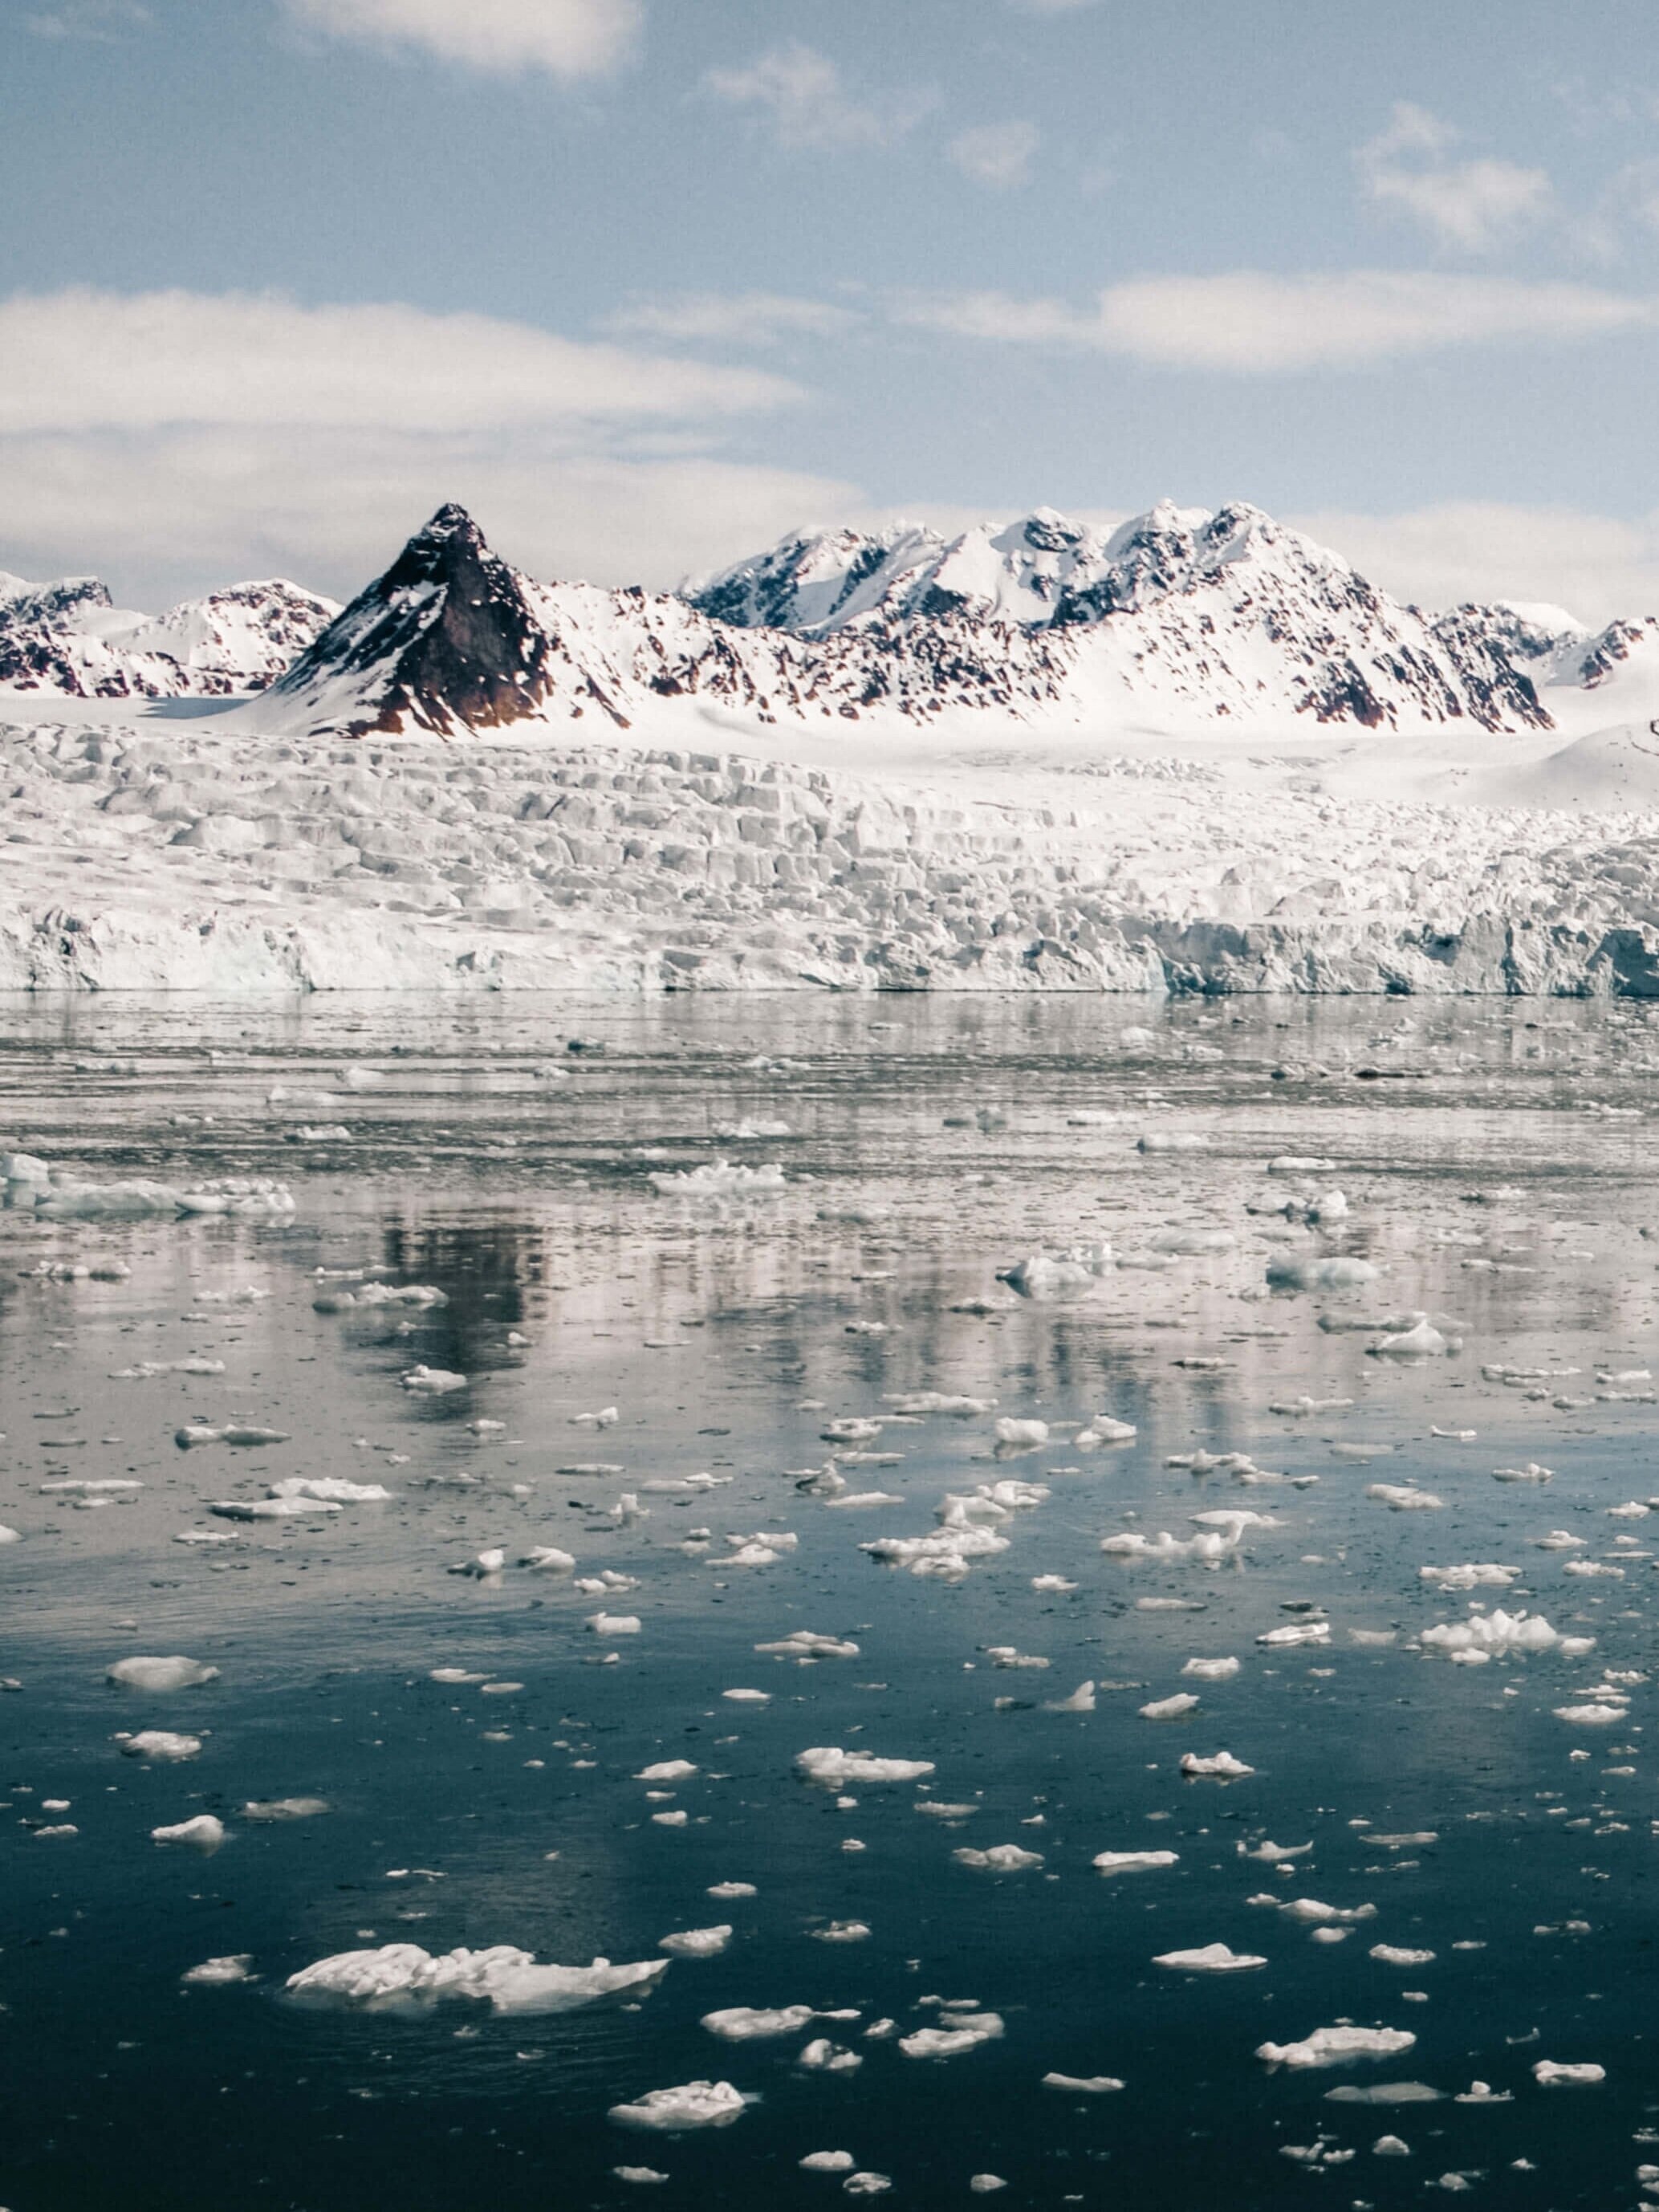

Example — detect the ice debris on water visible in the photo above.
[1258,2027,1416,2070]
[796,1747,935,1786]
[287,1946,668,2015]
[608,2081,746,2131]
[152,1814,226,1849]
[108,1656,219,1691]
[118,1730,201,1761]
[1153,1943,1267,1972]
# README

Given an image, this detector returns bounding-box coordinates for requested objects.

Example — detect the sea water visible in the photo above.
[3,994,1658,2210]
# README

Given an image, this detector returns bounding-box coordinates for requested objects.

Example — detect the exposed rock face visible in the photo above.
[262,503,630,737]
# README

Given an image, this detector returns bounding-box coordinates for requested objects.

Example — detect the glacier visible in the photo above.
[5,499,1659,995]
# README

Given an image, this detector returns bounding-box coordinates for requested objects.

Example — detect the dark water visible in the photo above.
[3,994,1659,2210]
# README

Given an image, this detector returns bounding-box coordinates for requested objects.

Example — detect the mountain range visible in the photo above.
[4,501,1653,740]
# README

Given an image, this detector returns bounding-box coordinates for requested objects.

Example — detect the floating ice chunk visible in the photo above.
[861,1527,1009,1577]
[612,2169,668,2186]
[883,1393,994,1417]
[112,1359,226,1380]
[1267,1257,1378,1292]
[898,2013,1004,2058]
[1043,1681,1096,1711]
[968,2178,1006,2194]
[801,2153,856,2172]
[812,1921,869,1944]
[1420,1563,1518,1590]
[268,1478,392,1505]
[1154,1943,1267,1972]
[1149,1227,1236,1257]
[120,1730,201,1761]
[108,1656,219,1692]
[916,1802,980,1820]
[714,1120,791,1141]
[0,1524,20,1544]
[1140,1694,1200,1720]
[401,1366,468,1394]
[314,1283,447,1314]
[1241,1839,1312,1863]
[587,1613,640,1637]
[152,1814,226,1849]
[1093,1849,1179,1873]
[178,1425,290,1450]
[844,2177,892,2198]
[1268,1156,1337,1174]
[1372,2134,1411,2155]
[1250,1895,1376,1925]
[998,1249,1110,1302]
[1258,2026,1415,2071]
[1181,1751,1254,1779]
[1367,1485,1444,1512]
[1075,1416,1136,1447]
[1421,1609,1569,1657]
[1137,1131,1206,1153]
[520,1547,576,1573]
[183,1955,254,1986]
[1534,2060,1604,2086]
[1043,2072,1125,2093]
[243,1797,328,1821]
[701,2005,817,2042]
[993,1417,1050,1448]
[987,1646,1050,1672]
[755,1631,860,1660]
[708,1882,756,1900]
[1183,1656,1241,1681]
[1368,1319,1450,1358]
[449,1549,506,1577]
[609,2081,746,2132]
[799,2038,861,2072]
[649,1160,784,1198]
[1535,1529,1585,1551]
[637,1761,698,1783]
[1553,1702,1626,1725]
[288,1946,667,2015]
[953,1845,1044,1872]
[42,1478,142,1496]
[1258,1622,1330,1649]
[1371,1946,1435,1966]
[660,1927,731,1959]
[797,1747,935,1787]
[1491,1463,1552,1485]
[211,1496,340,1522]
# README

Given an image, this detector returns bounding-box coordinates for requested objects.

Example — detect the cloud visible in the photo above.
[1356,102,1553,254]
[0,288,799,435]
[278,0,641,79]
[0,286,833,605]
[1288,501,1659,626]
[604,292,864,347]
[705,42,932,151]
[893,270,1657,371]
[949,120,1040,189]
[22,0,149,39]
[0,428,864,608]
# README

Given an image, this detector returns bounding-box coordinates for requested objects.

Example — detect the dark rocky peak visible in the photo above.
[267,505,559,737]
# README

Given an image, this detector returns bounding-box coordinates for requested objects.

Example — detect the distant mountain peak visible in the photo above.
[265,505,568,738]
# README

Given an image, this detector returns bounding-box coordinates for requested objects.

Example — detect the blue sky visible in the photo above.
[4,0,1659,617]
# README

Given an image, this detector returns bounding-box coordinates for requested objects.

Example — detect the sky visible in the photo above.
[4,0,1659,620]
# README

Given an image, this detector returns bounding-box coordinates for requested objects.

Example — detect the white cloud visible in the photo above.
[893,270,1657,371]
[279,0,640,79]
[1288,501,1659,626]
[949,120,1040,190]
[604,292,864,347]
[0,286,832,605]
[0,429,864,607]
[705,42,932,151]
[0,288,799,434]
[1356,102,1553,254]
[23,0,148,39]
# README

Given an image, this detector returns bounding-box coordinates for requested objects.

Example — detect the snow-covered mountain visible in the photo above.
[690,500,1567,733]
[14,497,1659,738]
[0,573,339,700]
